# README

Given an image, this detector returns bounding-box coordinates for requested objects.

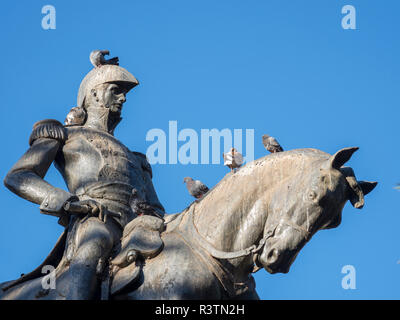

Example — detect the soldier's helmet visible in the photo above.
[77,50,139,108]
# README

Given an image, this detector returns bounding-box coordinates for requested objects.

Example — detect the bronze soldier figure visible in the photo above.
[3,51,164,299]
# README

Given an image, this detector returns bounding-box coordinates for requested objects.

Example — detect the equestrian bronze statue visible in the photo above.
[0,51,377,300]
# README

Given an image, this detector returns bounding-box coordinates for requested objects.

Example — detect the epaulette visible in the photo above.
[131,151,153,178]
[29,119,67,146]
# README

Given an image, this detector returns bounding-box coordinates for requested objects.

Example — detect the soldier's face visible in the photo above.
[101,83,127,114]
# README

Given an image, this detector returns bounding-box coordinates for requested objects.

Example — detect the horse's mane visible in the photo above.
[236,148,329,174]
[164,148,333,247]
[209,148,329,193]
[174,148,330,225]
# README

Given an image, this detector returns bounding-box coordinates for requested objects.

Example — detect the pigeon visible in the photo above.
[64,106,86,126]
[89,50,119,68]
[183,177,209,199]
[130,189,162,218]
[223,148,244,172]
[262,134,284,153]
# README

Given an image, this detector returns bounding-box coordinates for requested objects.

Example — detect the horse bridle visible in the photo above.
[188,205,312,261]
[273,218,312,242]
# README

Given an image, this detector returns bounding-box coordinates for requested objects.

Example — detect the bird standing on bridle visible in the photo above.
[223,148,244,172]
[183,177,209,200]
[262,134,284,153]
[90,50,119,68]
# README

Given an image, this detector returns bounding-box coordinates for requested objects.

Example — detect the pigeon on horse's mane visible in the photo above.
[223,148,244,172]
[262,134,284,153]
[183,177,209,199]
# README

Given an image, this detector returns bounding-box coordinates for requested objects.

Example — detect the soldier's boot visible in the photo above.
[109,215,165,295]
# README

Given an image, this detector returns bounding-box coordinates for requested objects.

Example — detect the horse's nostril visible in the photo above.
[267,250,274,259]
[267,248,279,263]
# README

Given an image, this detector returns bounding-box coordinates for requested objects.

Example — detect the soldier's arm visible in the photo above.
[4,119,76,219]
[132,151,165,217]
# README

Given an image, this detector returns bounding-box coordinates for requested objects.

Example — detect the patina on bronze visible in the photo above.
[0,51,377,300]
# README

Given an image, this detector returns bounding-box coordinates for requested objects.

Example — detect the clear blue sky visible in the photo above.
[0,1,398,299]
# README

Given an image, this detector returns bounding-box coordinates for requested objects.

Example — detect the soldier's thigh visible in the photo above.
[74,217,121,250]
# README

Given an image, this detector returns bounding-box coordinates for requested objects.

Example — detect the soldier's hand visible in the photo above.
[64,199,104,222]
[64,200,120,223]
[78,199,107,222]
[63,200,91,215]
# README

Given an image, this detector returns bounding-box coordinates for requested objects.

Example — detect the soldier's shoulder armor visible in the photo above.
[29,119,67,146]
[131,151,153,178]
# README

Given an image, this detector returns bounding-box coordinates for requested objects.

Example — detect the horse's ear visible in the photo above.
[358,181,378,196]
[340,166,364,209]
[330,147,359,169]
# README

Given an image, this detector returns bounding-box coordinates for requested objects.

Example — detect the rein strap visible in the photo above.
[188,207,271,260]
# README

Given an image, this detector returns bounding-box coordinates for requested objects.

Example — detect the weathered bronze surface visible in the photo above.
[0,51,377,300]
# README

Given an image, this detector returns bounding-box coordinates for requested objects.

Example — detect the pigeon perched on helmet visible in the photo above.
[90,50,119,68]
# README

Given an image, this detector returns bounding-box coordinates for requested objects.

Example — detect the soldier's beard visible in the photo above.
[107,108,122,134]
[85,105,122,135]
